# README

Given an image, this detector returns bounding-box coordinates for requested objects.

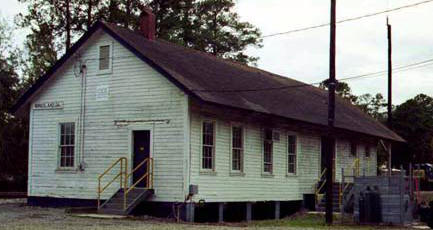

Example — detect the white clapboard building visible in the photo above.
[11,10,403,222]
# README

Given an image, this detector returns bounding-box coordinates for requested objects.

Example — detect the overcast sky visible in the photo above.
[1,0,432,105]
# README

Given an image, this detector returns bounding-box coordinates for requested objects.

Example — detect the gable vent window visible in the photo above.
[59,122,75,168]
[99,45,110,70]
[202,121,215,170]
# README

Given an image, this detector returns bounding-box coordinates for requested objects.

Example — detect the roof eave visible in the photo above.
[198,99,405,143]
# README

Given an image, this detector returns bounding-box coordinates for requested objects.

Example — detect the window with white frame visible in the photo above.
[202,121,215,170]
[263,129,273,173]
[231,126,243,171]
[99,45,110,70]
[59,122,75,168]
[288,135,297,174]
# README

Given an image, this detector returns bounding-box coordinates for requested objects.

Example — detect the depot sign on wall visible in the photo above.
[33,101,64,110]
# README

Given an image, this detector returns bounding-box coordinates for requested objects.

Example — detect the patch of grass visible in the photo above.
[252,213,325,228]
[250,212,401,230]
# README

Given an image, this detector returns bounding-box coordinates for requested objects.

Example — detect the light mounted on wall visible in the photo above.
[113,119,170,127]
[80,64,87,74]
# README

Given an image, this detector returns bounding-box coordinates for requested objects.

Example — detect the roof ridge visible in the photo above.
[104,22,324,90]
[155,39,305,84]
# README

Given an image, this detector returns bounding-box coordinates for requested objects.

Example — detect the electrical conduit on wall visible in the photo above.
[79,63,87,170]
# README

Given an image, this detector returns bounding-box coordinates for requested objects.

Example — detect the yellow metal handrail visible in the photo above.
[339,158,360,209]
[97,157,127,209]
[366,157,370,175]
[340,181,353,208]
[124,157,153,210]
[351,158,360,176]
[319,167,327,180]
[315,168,327,205]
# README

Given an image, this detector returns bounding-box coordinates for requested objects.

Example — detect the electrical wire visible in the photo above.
[339,57,433,81]
[261,0,433,38]
[79,52,433,93]
[191,57,433,93]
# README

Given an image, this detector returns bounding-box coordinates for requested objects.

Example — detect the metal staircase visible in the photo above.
[97,157,154,215]
[314,159,358,213]
[98,188,154,215]
[316,182,343,212]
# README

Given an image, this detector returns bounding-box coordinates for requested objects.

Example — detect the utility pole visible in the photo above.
[87,0,92,29]
[387,17,392,128]
[387,18,393,176]
[65,0,71,51]
[326,0,337,225]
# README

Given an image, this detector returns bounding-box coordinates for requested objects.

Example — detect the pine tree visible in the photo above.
[18,0,262,83]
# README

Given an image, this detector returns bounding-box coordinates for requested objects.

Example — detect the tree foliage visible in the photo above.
[320,80,358,104]
[169,0,263,64]
[17,0,59,87]
[17,0,262,83]
[356,93,387,122]
[319,80,387,120]
[0,18,28,187]
[320,79,433,165]
[392,94,433,164]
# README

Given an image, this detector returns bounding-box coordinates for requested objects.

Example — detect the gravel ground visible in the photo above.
[0,200,420,230]
[0,201,286,230]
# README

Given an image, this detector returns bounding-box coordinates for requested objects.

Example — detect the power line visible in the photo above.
[192,56,433,93]
[261,0,433,38]
[339,57,433,81]
[79,53,433,93]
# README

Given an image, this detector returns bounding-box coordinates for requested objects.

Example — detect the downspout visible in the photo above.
[27,106,34,196]
[78,64,84,167]
[79,64,87,170]
[188,98,192,197]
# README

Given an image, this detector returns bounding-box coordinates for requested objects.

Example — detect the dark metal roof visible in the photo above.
[11,21,404,142]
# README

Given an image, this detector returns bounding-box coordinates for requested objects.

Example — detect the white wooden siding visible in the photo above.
[335,140,377,182]
[189,111,377,202]
[189,112,316,202]
[29,30,187,202]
